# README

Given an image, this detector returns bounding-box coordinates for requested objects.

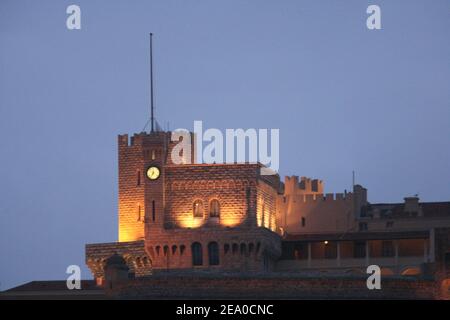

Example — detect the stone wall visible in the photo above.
[85,241,152,281]
[107,274,441,299]
[118,131,196,242]
[163,164,262,229]
[280,192,354,235]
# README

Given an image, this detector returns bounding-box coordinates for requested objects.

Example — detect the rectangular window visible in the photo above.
[382,241,394,257]
[301,217,306,227]
[325,242,337,259]
[354,241,366,258]
[445,252,450,270]
[359,222,368,231]
[386,221,394,228]
[293,243,308,260]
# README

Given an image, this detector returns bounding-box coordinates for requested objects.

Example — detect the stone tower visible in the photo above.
[118,131,195,242]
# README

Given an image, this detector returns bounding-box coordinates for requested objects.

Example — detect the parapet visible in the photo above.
[118,134,129,147]
[284,176,324,195]
[295,192,353,203]
[118,131,173,148]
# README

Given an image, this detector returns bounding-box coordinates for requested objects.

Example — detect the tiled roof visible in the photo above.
[3,280,99,292]
[0,280,106,300]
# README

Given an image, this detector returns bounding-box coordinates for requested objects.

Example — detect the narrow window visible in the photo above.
[263,254,269,272]
[137,171,141,186]
[152,200,156,222]
[208,242,220,266]
[193,200,204,218]
[382,241,394,257]
[354,241,366,258]
[209,199,220,218]
[191,242,203,266]
[261,203,265,227]
[137,205,142,222]
[301,217,306,227]
[151,149,156,160]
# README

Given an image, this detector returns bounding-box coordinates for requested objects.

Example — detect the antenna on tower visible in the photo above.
[352,170,355,188]
[150,33,155,133]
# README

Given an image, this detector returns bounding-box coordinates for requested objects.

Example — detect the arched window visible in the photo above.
[193,200,204,218]
[209,199,220,218]
[191,242,203,266]
[240,243,246,255]
[208,242,220,266]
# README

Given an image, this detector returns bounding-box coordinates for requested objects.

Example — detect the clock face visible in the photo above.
[146,166,160,180]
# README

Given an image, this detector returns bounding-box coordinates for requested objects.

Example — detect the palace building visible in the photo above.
[82,36,450,296]
[85,129,450,289]
[86,131,282,279]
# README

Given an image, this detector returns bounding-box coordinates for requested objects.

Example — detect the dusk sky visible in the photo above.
[1,0,449,290]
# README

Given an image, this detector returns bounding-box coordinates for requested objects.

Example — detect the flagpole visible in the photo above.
[150,33,154,133]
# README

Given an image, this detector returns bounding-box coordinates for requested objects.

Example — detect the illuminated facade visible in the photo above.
[86,130,450,286]
[86,131,281,280]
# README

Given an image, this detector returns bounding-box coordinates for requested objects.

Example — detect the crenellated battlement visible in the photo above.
[118,131,171,148]
[279,182,356,235]
[118,134,129,147]
[284,175,324,195]
[294,192,353,203]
